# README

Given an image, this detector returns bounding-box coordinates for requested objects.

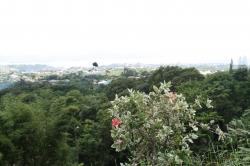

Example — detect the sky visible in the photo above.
[0,0,250,67]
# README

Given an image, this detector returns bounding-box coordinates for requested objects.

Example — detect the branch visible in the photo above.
[131,143,148,166]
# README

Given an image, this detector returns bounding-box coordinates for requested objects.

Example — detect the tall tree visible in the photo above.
[92,62,98,70]
[229,58,233,74]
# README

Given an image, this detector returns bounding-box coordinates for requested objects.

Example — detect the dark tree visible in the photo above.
[233,67,248,82]
[92,62,98,70]
[229,58,233,74]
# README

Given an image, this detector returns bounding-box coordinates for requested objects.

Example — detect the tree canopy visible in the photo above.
[1,64,250,165]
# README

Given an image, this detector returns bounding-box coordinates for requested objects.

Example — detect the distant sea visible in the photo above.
[0,58,173,68]
[0,56,233,68]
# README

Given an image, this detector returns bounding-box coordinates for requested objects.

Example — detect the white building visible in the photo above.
[98,79,112,85]
[0,66,10,74]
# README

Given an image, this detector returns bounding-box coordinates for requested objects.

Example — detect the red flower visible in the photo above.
[170,91,175,99]
[112,118,120,127]
[117,141,122,146]
[166,92,175,101]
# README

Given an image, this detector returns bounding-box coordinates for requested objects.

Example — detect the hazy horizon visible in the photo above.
[0,58,239,68]
[0,55,246,68]
[1,0,250,67]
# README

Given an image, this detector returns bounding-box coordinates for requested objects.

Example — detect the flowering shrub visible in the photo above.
[109,81,224,166]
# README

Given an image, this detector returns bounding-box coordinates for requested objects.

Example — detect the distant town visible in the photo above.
[0,62,241,90]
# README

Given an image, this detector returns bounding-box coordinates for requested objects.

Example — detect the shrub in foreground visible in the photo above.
[109,82,224,166]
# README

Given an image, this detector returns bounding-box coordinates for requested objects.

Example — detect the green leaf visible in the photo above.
[243,156,250,161]
[153,85,159,93]
[191,133,198,139]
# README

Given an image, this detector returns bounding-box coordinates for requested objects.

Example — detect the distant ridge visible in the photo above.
[8,64,60,72]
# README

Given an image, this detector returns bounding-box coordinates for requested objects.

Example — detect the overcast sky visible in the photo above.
[1,0,250,67]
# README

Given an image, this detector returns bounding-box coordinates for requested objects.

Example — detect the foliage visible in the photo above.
[120,69,138,77]
[233,67,248,82]
[105,78,135,100]
[148,66,204,92]
[226,109,250,165]
[140,70,150,77]
[92,62,98,68]
[110,82,224,166]
[176,80,205,103]
[234,77,250,110]
[92,62,98,71]
[204,72,241,123]
[0,81,115,166]
[1,64,250,165]
[0,94,72,165]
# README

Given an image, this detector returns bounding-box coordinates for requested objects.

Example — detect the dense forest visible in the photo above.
[0,65,250,165]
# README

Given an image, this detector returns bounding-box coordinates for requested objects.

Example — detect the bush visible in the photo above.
[109,82,224,166]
